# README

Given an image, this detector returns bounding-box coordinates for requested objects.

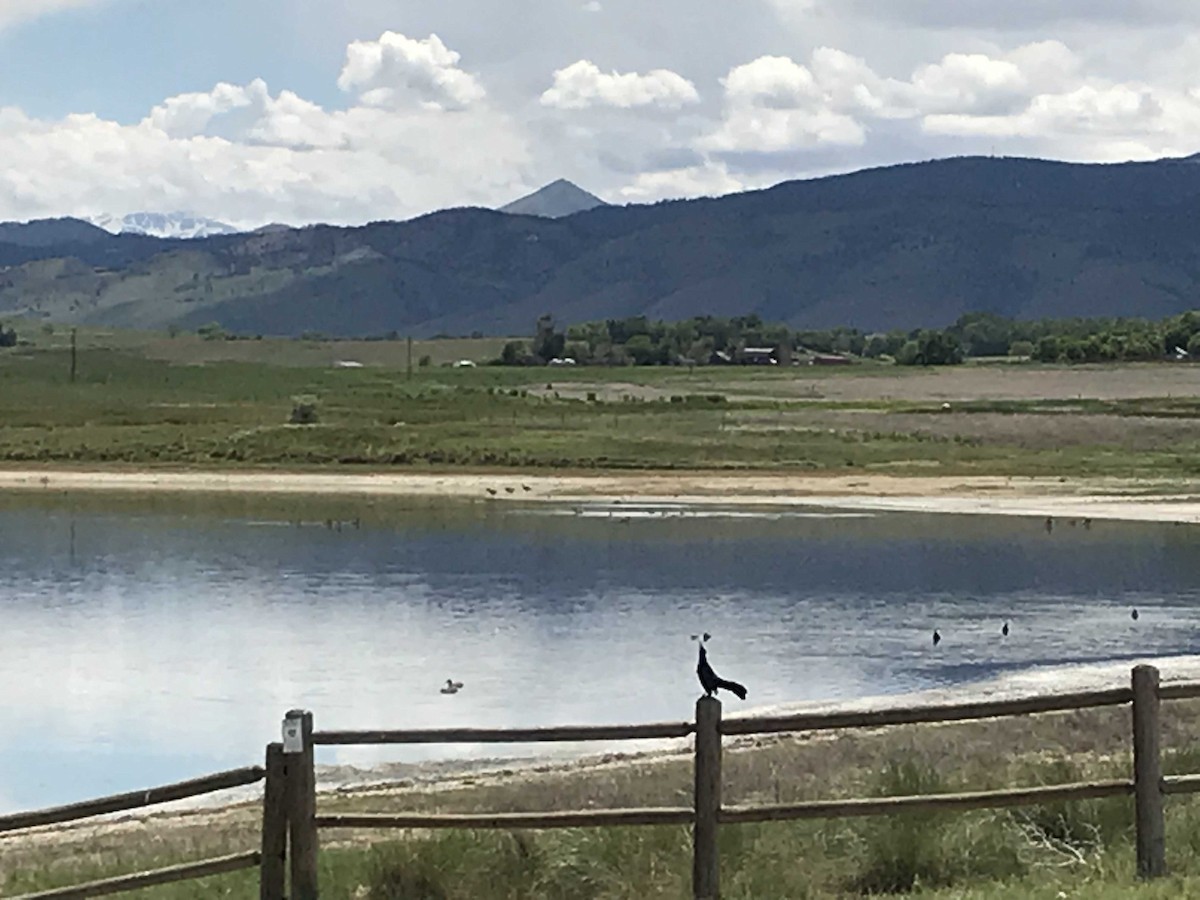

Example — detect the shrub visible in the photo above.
[849,758,954,894]
[289,396,319,425]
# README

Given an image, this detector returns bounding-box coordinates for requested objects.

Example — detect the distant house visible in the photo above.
[710,350,734,365]
[810,353,852,366]
[739,346,777,365]
[333,360,364,368]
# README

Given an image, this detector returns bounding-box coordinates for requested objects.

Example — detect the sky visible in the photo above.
[2,0,1200,228]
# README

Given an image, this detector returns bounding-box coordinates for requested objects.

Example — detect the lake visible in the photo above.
[2,491,1200,812]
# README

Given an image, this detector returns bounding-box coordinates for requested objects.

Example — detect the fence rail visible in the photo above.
[720,686,1136,735]
[316,808,695,830]
[0,766,265,835]
[0,765,268,900]
[720,779,1136,824]
[313,721,694,745]
[7,667,1200,900]
[10,852,261,900]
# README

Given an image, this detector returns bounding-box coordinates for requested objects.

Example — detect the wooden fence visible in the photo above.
[0,764,267,899]
[5,664,1200,899]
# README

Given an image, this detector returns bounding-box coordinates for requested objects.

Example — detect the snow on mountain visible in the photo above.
[88,212,241,239]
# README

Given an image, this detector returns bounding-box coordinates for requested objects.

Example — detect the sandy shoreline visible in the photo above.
[2,468,1200,523]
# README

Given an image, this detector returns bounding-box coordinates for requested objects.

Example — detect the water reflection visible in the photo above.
[1,492,1199,810]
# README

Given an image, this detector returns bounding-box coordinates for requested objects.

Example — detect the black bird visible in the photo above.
[1131,608,1140,621]
[1002,622,1009,637]
[933,629,942,646]
[697,644,747,700]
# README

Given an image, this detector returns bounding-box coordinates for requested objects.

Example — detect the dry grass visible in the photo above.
[738,408,1200,452]
[540,362,1200,405]
[9,698,1200,897]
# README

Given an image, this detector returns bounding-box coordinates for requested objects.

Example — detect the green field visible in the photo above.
[3,328,1200,477]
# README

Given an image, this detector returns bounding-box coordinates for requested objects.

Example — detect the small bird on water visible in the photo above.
[1131,608,1140,621]
[695,636,747,700]
[440,679,464,695]
[933,629,942,647]
[1002,622,1010,637]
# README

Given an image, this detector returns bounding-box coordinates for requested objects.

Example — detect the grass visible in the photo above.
[11,703,1200,898]
[4,334,1200,477]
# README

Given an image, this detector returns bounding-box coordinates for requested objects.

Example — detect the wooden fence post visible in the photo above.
[693,696,722,900]
[1132,665,1166,879]
[284,710,320,899]
[259,742,287,900]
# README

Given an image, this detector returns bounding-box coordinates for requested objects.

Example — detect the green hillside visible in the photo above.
[4,155,1200,337]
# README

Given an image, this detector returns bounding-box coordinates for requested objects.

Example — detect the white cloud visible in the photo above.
[540,60,700,110]
[337,31,486,111]
[6,1,1200,228]
[721,56,823,109]
[692,38,1166,167]
[700,54,868,154]
[923,84,1172,148]
[618,161,745,202]
[145,79,342,149]
[0,32,530,228]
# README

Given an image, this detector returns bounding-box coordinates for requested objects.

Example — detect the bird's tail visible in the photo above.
[716,678,747,700]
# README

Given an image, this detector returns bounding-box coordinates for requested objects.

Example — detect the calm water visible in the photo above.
[3,493,1200,812]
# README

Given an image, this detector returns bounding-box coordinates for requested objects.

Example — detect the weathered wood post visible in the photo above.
[259,742,287,900]
[284,710,319,899]
[693,696,723,900]
[1132,665,1166,879]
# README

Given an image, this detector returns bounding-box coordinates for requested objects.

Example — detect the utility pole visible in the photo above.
[70,328,77,384]
[407,336,413,380]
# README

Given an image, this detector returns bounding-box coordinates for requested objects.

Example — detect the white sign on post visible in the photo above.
[283,713,304,754]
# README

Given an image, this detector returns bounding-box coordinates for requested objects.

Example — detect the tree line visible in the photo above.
[496,310,1200,367]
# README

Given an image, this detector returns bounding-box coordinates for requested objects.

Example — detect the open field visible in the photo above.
[3,329,1200,479]
[26,324,514,369]
[9,697,1200,898]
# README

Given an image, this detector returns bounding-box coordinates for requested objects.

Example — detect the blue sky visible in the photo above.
[2,0,1199,228]
[1,1,353,120]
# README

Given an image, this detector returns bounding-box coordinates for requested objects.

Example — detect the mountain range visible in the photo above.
[3,156,1200,337]
[89,211,240,240]
[77,182,604,242]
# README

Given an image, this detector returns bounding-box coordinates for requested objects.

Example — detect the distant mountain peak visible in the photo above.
[499,180,608,219]
[89,211,240,240]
